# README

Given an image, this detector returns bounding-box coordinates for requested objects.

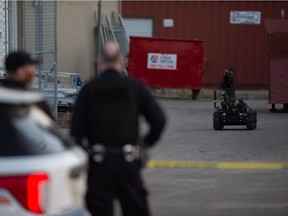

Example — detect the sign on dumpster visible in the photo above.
[147,53,177,70]
[128,36,205,90]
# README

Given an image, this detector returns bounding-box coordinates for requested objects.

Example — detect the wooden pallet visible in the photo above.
[57,112,72,128]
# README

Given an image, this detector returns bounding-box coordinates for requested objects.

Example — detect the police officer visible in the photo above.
[1,51,53,119]
[70,42,166,216]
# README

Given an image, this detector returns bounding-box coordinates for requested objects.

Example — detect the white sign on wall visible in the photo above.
[163,19,174,27]
[230,11,261,24]
[147,53,177,70]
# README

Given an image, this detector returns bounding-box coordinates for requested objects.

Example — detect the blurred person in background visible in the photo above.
[1,51,53,119]
[71,42,166,216]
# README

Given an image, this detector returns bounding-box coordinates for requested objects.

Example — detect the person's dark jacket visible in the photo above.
[70,69,166,148]
[1,79,54,119]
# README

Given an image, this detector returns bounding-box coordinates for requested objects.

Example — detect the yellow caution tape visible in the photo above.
[146,160,288,170]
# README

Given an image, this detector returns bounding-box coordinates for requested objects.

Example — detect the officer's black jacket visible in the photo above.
[70,69,166,148]
[1,79,54,119]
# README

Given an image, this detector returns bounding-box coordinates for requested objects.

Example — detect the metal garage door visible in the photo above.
[123,18,153,39]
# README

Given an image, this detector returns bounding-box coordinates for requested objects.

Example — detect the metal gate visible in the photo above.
[21,0,58,116]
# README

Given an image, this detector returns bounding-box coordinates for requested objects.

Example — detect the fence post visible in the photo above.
[53,0,58,119]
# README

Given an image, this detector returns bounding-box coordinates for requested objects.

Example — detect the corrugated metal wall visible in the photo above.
[122,1,286,89]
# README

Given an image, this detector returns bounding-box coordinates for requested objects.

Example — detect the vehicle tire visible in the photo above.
[213,110,223,130]
[246,111,257,130]
[213,122,224,130]
[191,89,200,100]
[246,122,257,130]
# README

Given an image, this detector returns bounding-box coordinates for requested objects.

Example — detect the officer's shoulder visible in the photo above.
[82,78,100,89]
[84,76,147,92]
[127,77,146,90]
[77,80,94,96]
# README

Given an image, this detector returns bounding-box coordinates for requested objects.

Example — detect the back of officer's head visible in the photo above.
[101,42,123,72]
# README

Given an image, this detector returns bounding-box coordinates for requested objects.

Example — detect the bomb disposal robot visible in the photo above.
[213,67,257,130]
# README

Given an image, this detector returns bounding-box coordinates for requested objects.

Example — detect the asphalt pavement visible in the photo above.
[148,99,288,162]
[140,98,288,216]
[61,98,288,216]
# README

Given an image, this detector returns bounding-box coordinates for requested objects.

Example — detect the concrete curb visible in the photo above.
[151,89,268,100]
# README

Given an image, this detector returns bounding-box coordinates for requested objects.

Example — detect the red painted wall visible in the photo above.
[122,1,286,89]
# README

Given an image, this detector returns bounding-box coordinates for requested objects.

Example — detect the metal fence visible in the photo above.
[21,0,58,116]
[0,0,7,73]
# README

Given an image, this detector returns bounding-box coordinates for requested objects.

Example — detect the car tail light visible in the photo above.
[0,173,48,214]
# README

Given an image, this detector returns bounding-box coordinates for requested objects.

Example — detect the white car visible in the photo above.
[0,71,5,79]
[0,87,88,216]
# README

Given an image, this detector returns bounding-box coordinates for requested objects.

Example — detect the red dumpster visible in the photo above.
[128,36,205,97]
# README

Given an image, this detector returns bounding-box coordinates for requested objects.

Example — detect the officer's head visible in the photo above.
[5,51,40,84]
[101,42,123,72]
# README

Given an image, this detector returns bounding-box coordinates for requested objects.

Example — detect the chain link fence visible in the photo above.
[0,0,7,78]
[21,0,57,116]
